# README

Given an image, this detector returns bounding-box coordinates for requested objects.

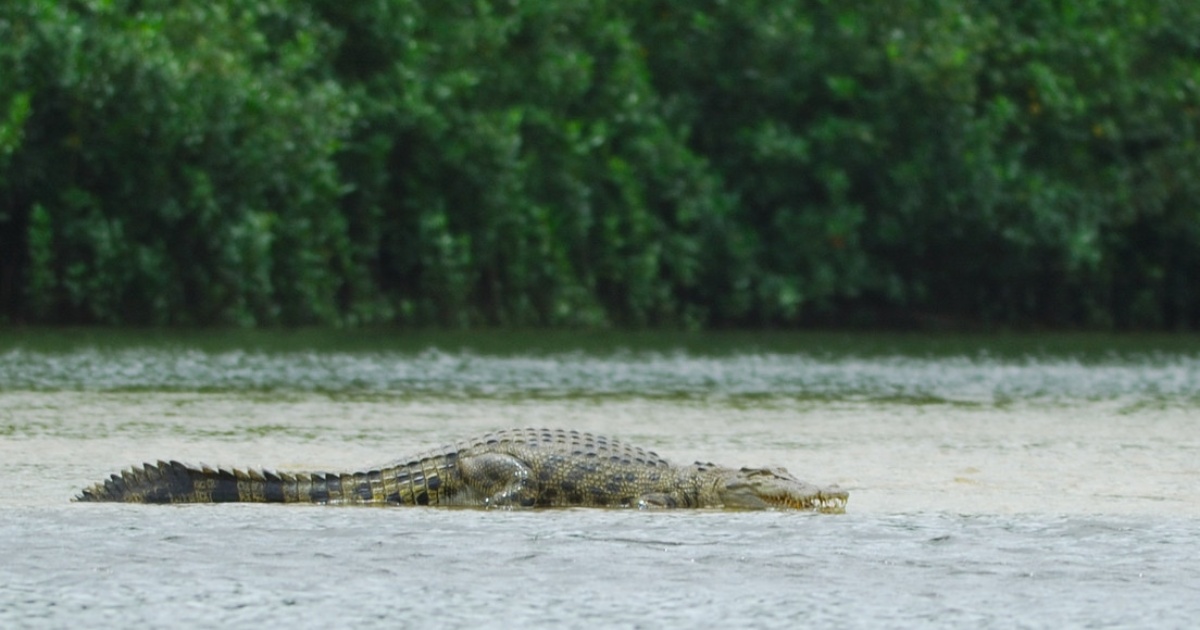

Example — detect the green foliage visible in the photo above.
[635,0,1200,328]
[24,203,53,317]
[1,0,352,324]
[0,92,30,162]
[0,0,1197,329]
[312,0,734,326]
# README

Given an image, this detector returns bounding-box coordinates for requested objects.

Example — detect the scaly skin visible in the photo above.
[76,428,848,512]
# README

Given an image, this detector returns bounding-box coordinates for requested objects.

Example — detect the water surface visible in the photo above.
[1,331,1197,628]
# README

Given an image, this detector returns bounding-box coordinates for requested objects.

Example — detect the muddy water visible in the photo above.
[1,332,1198,628]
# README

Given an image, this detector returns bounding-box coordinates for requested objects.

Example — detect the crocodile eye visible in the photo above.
[740,466,791,478]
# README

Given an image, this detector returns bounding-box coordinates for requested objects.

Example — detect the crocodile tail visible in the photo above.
[74,461,382,504]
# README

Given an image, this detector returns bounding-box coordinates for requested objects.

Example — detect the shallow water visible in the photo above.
[1,331,1198,628]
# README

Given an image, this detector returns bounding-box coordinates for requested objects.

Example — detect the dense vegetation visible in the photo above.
[2,0,1198,329]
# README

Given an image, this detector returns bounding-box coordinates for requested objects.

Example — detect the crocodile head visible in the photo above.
[716,466,848,513]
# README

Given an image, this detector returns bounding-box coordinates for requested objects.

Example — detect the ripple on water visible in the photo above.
[2,342,1199,406]
[0,508,1197,629]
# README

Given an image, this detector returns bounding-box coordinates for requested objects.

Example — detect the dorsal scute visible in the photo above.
[141,463,162,482]
[454,427,672,467]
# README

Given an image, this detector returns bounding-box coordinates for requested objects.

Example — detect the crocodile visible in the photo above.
[76,428,847,512]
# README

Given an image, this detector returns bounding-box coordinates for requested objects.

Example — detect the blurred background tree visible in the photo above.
[2,0,1197,329]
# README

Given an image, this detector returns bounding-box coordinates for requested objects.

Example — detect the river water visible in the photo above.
[1,331,1197,628]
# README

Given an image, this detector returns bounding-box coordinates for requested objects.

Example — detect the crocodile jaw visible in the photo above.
[717,466,848,513]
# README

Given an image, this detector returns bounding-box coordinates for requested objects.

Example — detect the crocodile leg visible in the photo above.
[634,493,682,509]
[455,452,536,507]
